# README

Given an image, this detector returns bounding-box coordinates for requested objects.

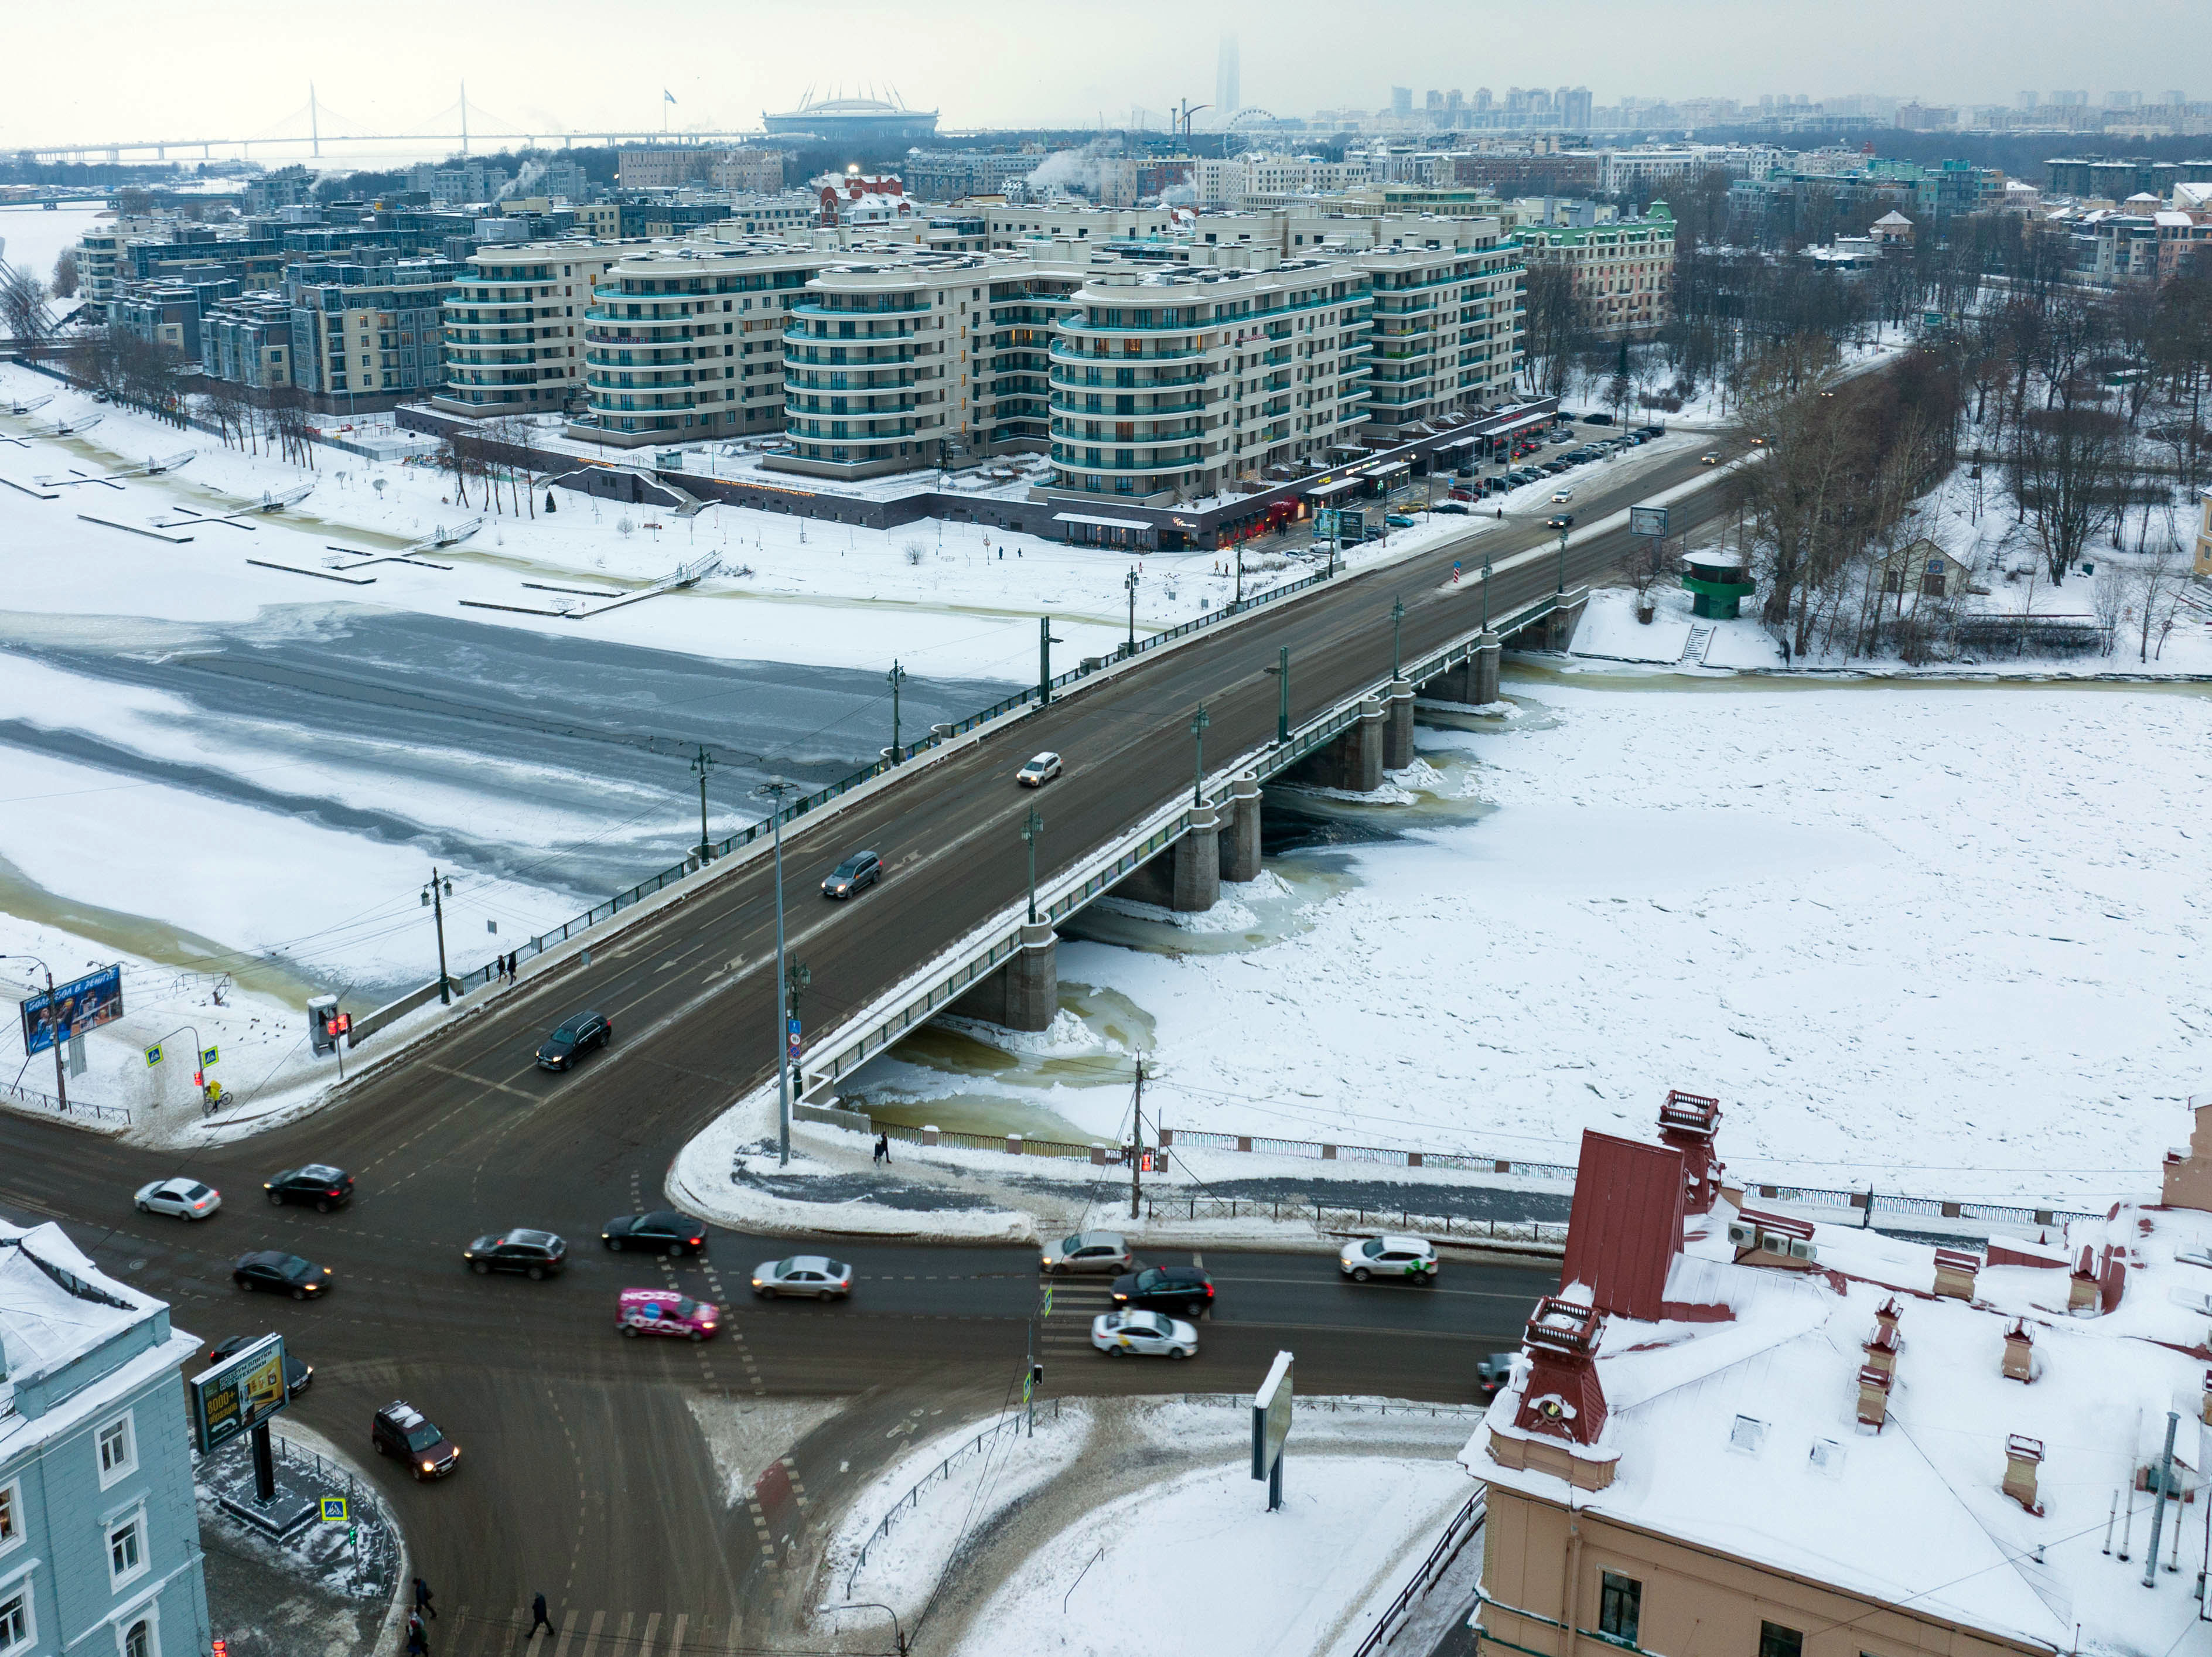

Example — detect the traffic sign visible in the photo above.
[1629,505,1670,538]
[145,1043,163,1068]
[319,1496,349,1523]
[787,1018,800,1038]
[200,1045,220,1068]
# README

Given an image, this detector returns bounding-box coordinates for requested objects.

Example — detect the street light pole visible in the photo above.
[886,660,908,762]
[1189,704,1210,806]
[1037,616,1063,705]
[1556,523,1570,595]
[1124,567,1139,656]
[1020,808,1044,923]
[419,869,453,1004]
[1264,646,1289,745]
[1234,538,1244,606]
[784,958,810,1112]
[1391,596,1404,677]
[690,745,715,864]
[1482,548,1494,630]
[756,777,797,1166]
[1,954,67,1113]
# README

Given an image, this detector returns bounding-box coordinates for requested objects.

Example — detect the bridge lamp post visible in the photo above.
[1189,705,1210,807]
[1481,548,1494,631]
[419,870,454,1004]
[689,745,715,864]
[1391,596,1404,678]
[1020,809,1044,924]
[1556,523,1570,596]
[1264,647,1289,745]
[886,660,907,763]
[1124,568,1139,656]
[756,776,798,1166]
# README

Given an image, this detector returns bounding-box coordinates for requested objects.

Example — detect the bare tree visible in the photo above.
[1,268,50,363]
[49,248,78,301]
[438,432,474,507]
[2133,536,2187,664]
[2009,403,2125,585]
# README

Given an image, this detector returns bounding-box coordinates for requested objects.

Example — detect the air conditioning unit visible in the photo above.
[1790,1240,1818,1262]
[1728,1221,1753,1248]
[1761,1233,1788,1255]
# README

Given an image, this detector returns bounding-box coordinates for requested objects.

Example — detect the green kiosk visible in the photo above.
[1682,548,1756,619]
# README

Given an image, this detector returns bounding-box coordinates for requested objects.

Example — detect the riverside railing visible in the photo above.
[842,1403,1059,1595]
[1351,1490,1487,1657]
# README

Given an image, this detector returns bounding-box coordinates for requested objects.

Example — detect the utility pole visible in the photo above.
[1264,646,1289,744]
[1189,704,1210,806]
[756,778,797,1165]
[1129,1057,1145,1220]
[1124,568,1139,655]
[1234,538,1245,606]
[690,745,715,864]
[785,959,811,1112]
[886,660,908,761]
[1037,617,1063,705]
[1391,596,1405,677]
[420,869,453,1004]
[1,956,67,1113]
[1020,809,1044,923]
[1556,521,1571,595]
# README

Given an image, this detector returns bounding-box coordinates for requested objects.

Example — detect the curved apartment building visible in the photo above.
[432,241,620,421]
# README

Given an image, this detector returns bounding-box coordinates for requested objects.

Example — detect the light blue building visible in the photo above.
[1,1221,209,1657]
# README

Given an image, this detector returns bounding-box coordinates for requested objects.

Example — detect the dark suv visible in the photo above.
[536,1010,612,1072]
[263,1164,354,1212]
[1109,1265,1215,1320]
[463,1228,568,1279]
[372,1401,460,1480]
[821,850,882,899]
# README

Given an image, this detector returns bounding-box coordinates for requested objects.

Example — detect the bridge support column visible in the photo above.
[1542,587,1590,653]
[951,920,1057,1032]
[1343,697,1385,792]
[1172,806,1221,912]
[1472,631,1502,705]
[1222,778,1262,882]
[1384,678,1415,770]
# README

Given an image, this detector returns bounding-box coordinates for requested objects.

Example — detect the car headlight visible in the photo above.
[421,1461,434,1471]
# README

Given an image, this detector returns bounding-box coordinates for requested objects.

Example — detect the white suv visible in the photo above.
[1339,1235,1438,1283]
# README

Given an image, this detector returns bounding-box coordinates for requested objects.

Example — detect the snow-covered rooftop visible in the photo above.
[1,1217,162,1398]
[1467,1124,2212,1655]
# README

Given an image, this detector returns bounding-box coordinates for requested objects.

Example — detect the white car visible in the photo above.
[1549,486,1575,503]
[750,1254,854,1301]
[1091,1309,1198,1359]
[135,1177,221,1220]
[1016,751,1063,787]
[1042,1230,1132,1275]
[1339,1235,1438,1283]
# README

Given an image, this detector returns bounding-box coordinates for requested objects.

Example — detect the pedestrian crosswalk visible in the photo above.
[1037,1278,1115,1356]
[445,1604,740,1657]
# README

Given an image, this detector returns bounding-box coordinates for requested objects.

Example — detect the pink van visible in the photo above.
[616,1287,721,1341]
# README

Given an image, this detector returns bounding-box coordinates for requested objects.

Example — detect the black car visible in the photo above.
[821,850,882,900]
[233,1250,333,1300]
[1433,502,1470,515]
[210,1332,312,1398]
[1548,513,1576,530]
[263,1164,354,1212]
[1110,1265,1216,1320]
[464,1228,568,1279]
[372,1400,460,1480]
[602,1209,707,1256]
[537,1009,612,1072]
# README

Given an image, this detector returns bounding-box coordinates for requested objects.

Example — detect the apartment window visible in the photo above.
[108,1513,146,1585]
[1759,1623,1804,1657]
[0,1584,31,1656]
[97,1413,136,1486]
[1597,1571,1640,1642]
[0,1481,17,1551]
[121,1614,157,1657]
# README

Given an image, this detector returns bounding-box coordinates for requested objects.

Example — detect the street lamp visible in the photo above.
[1390,595,1404,678]
[1481,548,1494,631]
[819,1603,907,1656]
[886,660,908,762]
[1556,521,1570,595]
[1234,538,1245,607]
[1,953,69,1112]
[1263,646,1289,745]
[1189,704,1210,807]
[785,959,811,1109]
[419,869,454,1004]
[1124,567,1139,656]
[1020,807,1044,923]
[690,745,715,864]
[756,776,798,1166]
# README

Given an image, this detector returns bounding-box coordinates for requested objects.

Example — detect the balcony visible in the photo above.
[790,299,933,318]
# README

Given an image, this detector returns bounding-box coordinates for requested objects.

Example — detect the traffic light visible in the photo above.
[330,1012,351,1039]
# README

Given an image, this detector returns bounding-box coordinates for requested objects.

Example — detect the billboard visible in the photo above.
[19,963,124,1057]
[1629,505,1670,539]
[189,1333,289,1454]
[1251,1349,1293,1480]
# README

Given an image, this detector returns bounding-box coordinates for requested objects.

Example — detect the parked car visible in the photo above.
[463,1228,567,1279]
[1583,411,1614,425]
[209,1332,312,1399]
[1338,1235,1439,1283]
[262,1165,353,1212]
[372,1400,461,1479]
[821,850,882,899]
[1042,1230,1133,1275]
[233,1250,333,1299]
[1091,1308,1198,1359]
[1110,1264,1214,1319]
[617,1288,720,1340]
[135,1177,221,1220]
[750,1255,854,1300]
[1448,487,1476,502]
[601,1210,707,1256]
[1016,752,1062,787]
[535,1009,612,1072]
[1637,425,1666,439]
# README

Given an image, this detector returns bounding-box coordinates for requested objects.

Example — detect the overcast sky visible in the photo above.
[8,1,2210,152]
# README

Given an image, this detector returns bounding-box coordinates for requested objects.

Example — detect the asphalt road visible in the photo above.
[0,434,1736,1651]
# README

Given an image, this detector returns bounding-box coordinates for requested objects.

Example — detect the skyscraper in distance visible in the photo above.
[1217,35,1240,120]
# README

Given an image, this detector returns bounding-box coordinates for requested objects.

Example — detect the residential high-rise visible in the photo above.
[433,240,623,421]
[1217,36,1240,121]
[1392,87,1414,119]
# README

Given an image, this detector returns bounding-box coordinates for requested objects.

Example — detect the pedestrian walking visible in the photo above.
[406,1610,428,1655]
[872,1133,887,1166]
[415,1577,437,1618]
[527,1593,554,1641]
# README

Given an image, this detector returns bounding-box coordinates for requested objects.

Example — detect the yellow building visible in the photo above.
[432,241,624,421]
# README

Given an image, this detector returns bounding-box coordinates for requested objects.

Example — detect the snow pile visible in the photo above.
[1092,893,1262,933]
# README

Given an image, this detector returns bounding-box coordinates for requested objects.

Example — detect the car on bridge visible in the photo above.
[464,1228,568,1279]
[1091,1309,1197,1359]
[233,1250,333,1299]
[1702,451,1722,465]
[617,1288,721,1341]
[135,1176,220,1220]
[373,1400,462,1479]
[1547,513,1575,530]
[602,1209,708,1256]
[537,1009,612,1071]
[1110,1264,1214,1319]
[1016,752,1063,788]
[1338,1235,1439,1283]
[263,1164,354,1212]
[751,1255,854,1300]
[209,1332,312,1399]
[1042,1230,1132,1275]
[821,850,882,899]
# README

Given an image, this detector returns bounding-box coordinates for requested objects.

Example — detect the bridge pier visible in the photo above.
[1173,806,1221,912]
[1538,587,1590,653]
[1384,679,1415,770]
[1222,778,1262,882]
[1472,632,1502,704]
[1286,697,1385,792]
[951,920,1057,1032]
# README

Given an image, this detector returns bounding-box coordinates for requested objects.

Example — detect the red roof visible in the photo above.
[1561,1130,1686,1320]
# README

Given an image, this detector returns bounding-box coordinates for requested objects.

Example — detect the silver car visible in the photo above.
[751,1255,854,1301]
[1016,752,1063,787]
[135,1177,221,1220]
[1041,1230,1132,1275]
[1091,1309,1197,1359]
[1339,1234,1439,1283]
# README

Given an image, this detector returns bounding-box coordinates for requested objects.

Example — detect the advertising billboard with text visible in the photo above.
[189,1333,289,1454]
[19,964,124,1056]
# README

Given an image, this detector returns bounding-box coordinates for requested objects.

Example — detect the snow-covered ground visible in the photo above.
[860,678,2211,1211]
[0,203,105,301]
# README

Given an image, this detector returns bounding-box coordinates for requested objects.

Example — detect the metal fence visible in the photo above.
[1353,1491,1487,1657]
[0,1077,129,1126]
[873,1120,1099,1161]
[1163,1127,1577,1184]
[843,1402,1060,1595]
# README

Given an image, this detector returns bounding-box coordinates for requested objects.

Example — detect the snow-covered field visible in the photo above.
[892,678,2212,1210]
